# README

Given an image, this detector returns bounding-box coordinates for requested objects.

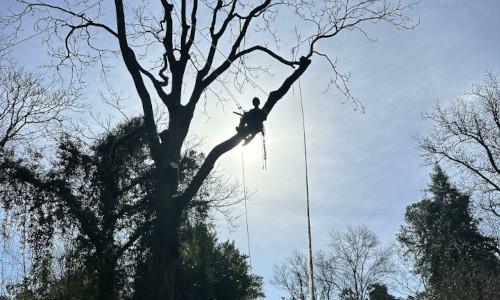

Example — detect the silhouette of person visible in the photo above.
[236,97,266,145]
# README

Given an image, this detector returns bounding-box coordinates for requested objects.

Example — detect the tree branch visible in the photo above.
[160,0,177,70]
[262,57,311,116]
[185,0,198,52]
[116,222,149,258]
[21,1,118,37]
[114,0,161,161]
[235,45,300,67]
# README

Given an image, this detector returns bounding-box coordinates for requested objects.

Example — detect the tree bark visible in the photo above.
[96,254,117,300]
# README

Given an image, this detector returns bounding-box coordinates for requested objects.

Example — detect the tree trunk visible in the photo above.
[96,253,117,300]
[151,110,191,299]
[145,154,184,300]
[145,207,182,299]
[151,209,181,300]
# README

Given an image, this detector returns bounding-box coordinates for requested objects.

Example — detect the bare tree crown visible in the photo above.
[0,63,79,152]
[420,72,500,217]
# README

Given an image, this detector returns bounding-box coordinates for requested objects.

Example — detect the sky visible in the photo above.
[1,0,500,298]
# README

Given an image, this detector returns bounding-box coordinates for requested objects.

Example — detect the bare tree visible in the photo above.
[329,225,395,300]
[390,248,426,300]
[3,1,417,298]
[272,250,309,300]
[420,72,500,218]
[273,225,395,300]
[314,250,338,300]
[0,62,79,153]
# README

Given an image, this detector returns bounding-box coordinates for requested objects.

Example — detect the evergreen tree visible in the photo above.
[368,283,397,300]
[398,166,500,299]
[176,220,264,299]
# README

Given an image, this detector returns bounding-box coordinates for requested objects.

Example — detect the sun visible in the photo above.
[234,134,268,169]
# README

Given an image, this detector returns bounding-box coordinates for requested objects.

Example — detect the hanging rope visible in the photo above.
[261,126,267,170]
[298,79,316,300]
[241,150,253,268]
[221,82,243,111]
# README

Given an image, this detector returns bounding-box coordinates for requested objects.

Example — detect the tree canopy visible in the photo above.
[398,165,500,299]
[1,117,260,299]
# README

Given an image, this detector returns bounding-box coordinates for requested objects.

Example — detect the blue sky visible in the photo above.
[2,0,500,298]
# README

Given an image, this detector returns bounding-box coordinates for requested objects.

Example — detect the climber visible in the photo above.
[236,97,267,145]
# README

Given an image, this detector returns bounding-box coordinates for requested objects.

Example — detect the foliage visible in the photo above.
[7,215,263,300]
[1,117,260,299]
[368,283,398,300]
[176,220,264,299]
[397,165,500,299]
[1,117,152,299]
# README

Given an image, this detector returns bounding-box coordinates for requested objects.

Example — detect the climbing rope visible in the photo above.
[298,79,316,300]
[241,150,253,267]
[221,82,243,111]
[261,126,267,170]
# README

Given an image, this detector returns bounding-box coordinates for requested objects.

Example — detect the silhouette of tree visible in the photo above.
[0,61,79,153]
[2,118,156,299]
[368,283,397,300]
[398,166,500,299]
[273,250,309,300]
[175,221,264,299]
[328,226,395,300]
[420,72,500,218]
[3,1,417,297]
[273,225,395,300]
[1,117,247,299]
